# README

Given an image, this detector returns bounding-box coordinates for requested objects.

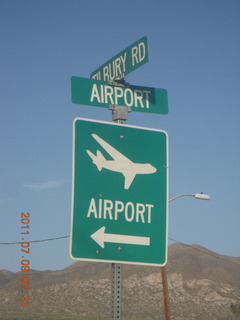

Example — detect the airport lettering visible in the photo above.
[87,198,154,223]
[90,83,151,109]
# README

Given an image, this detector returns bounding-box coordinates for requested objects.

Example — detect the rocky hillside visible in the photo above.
[1,244,239,319]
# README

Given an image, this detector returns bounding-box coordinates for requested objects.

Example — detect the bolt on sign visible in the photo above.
[71,76,168,115]
[91,36,148,81]
[70,118,169,266]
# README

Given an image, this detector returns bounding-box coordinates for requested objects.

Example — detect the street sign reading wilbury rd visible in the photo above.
[90,36,148,81]
[71,77,168,115]
[70,118,169,266]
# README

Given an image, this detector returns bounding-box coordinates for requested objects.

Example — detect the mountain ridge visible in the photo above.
[1,243,239,319]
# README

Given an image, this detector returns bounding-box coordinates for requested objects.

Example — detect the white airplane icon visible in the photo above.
[86,134,157,190]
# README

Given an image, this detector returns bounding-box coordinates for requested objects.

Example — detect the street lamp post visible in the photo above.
[161,192,211,320]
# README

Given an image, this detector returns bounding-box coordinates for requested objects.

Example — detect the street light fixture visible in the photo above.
[161,192,211,320]
[169,193,211,202]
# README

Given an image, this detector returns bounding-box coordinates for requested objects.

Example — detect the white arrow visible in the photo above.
[90,226,150,248]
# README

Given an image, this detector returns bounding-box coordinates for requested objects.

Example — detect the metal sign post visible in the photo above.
[110,88,129,320]
[112,263,122,320]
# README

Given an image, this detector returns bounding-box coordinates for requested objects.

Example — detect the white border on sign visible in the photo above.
[69,117,169,267]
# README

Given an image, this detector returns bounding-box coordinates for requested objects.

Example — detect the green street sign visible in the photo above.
[71,76,168,115]
[70,118,169,266]
[91,36,148,81]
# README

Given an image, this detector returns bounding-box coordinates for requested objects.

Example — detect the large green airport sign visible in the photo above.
[91,36,148,81]
[70,118,169,266]
[71,76,168,115]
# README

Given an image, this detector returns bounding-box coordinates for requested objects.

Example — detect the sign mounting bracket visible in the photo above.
[108,74,129,87]
[108,75,131,123]
[108,104,131,124]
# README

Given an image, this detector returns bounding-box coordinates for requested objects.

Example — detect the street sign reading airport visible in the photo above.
[71,76,168,115]
[70,118,169,266]
[91,36,148,81]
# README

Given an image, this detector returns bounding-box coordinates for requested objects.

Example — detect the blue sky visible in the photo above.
[1,0,239,272]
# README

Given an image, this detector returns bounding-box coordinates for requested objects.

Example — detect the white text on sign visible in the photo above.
[87,198,154,223]
[90,84,151,109]
[91,41,147,81]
